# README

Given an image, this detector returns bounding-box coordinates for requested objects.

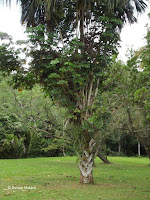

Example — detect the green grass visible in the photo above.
[0,157,150,200]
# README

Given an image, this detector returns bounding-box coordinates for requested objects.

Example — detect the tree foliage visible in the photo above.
[104,54,150,158]
[0,76,74,158]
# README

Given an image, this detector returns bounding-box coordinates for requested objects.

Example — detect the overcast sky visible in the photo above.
[0,1,150,62]
[118,3,150,61]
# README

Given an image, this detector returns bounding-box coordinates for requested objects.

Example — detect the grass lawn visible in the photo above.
[0,156,150,200]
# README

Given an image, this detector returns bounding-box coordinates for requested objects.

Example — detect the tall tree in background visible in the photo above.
[104,54,150,159]
[2,0,147,183]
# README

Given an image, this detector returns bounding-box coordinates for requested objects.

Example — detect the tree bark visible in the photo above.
[78,139,97,184]
[138,142,141,157]
[118,142,121,153]
[147,151,150,160]
[97,152,111,164]
[145,146,150,160]
[79,150,94,183]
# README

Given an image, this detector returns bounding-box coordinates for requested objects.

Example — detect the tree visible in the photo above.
[126,24,150,158]
[5,0,147,26]
[13,19,122,183]
[104,57,150,159]
[2,0,148,183]
[0,74,75,158]
[0,32,21,76]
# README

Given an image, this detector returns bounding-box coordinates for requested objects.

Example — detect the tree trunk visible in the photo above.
[78,139,97,184]
[79,150,94,183]
[118,141,121,153]
[147,151,150,160]
[62,121,66,157]
[145,146,150,160]
[23,144,29,158]
[138,142,141,157]
[97,152,111,164]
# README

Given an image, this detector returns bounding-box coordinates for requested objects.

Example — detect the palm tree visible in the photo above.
[105,0,147,22]
[4,0,147,49]
[5,0,147,27]
[4,0,148,52]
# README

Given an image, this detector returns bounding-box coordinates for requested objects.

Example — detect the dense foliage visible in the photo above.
[102,55,150,158]
[0,76,75,158]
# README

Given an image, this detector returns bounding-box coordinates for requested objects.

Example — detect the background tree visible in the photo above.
[0,75,74,158]
[104,55,150,159]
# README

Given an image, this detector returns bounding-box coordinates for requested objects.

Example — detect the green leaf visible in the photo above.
[57,80,68,86]
[48,73,60,79]
[50,59,59,65]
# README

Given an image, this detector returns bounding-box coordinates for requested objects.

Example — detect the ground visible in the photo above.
[0,157,150,200]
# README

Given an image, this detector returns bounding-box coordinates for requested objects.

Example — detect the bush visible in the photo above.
[0,134,24,158]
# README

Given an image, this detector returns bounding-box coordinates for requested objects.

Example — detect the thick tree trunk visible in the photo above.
[78,139,97,184]
[79,150,94,184]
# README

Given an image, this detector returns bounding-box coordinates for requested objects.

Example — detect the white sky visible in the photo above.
[118,3,150,62]
[0,1,150,62]
[0,1,27,41]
